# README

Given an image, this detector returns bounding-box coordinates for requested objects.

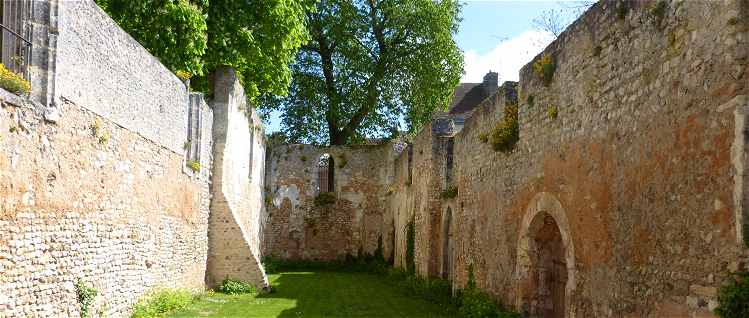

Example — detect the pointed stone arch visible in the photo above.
[515,192,576,318]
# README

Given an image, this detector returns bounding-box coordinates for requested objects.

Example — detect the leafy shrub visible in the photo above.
[459,289,501,318]
[716,272,749,318]
[0,64,30,95]
[314,192,336,206]
[218,278,256,295]
[187,160,200,172]
[478,133,489,143]
[131,289,194,318]
[457,265,519,318]
[441,186,458,199]
[488,104,519,152]
[532,53,555,86]
[75,279,98,318]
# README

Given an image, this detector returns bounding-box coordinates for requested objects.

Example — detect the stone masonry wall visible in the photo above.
[55,0,189,153]
[387,0,749,317]
[264,143,394,261]
[0,0,273,316]
[205,68,269,290]
[0,91,212,317]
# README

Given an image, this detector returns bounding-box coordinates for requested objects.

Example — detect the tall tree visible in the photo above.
[263,0,463,145]
[95,0,313,102]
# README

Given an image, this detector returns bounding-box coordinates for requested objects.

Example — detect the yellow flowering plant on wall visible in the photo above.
[0,64,31,95]
[532,53,555,86]
[487,103,519,152]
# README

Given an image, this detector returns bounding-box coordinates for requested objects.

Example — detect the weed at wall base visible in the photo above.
[131,289,194,318]
[75,279,97,318]
[716,272,749,318]
[218,278,256,295]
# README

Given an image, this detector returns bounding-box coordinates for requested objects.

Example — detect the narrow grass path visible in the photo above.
[168,271,455,317]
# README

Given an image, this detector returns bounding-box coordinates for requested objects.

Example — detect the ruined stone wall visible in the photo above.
[55,0,188,153]
[205,68,269,290]
[0,1,271,316]
[264,143,394,261]
[0,91,212,317]
[388,0,749,317]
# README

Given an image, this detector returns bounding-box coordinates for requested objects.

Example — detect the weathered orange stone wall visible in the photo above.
[387,0,749,317]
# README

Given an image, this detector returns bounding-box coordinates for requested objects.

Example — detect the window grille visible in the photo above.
[1,0,33,80]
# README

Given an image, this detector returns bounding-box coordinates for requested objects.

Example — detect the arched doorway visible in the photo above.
[441,207,452,280]
[516,192,575,318]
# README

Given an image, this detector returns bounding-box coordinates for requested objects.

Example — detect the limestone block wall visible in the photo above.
[264,143,394,261]
[55,0,188,153]
[0,93,212,317]
[388,0,749,317]
[205,68,268,290]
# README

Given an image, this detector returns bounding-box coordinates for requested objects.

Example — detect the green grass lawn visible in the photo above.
[167,271,456,318]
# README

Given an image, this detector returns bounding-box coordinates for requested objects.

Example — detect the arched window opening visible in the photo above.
[318,153,335,193]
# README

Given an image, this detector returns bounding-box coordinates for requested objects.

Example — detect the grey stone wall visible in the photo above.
[54,0,188,154]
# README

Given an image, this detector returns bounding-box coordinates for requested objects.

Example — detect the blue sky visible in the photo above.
[265,1,565,132]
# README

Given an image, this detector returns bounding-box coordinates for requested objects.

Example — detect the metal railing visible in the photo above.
[1,0,33,80]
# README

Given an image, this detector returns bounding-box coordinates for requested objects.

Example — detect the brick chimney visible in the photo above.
[482,71,499,96]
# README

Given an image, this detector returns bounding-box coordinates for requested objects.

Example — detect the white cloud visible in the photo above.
[462,29,554,83]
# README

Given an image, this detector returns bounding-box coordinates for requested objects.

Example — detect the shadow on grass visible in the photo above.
[258,271,455,318]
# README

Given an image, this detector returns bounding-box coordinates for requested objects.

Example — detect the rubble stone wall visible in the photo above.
[387,0,749,317]
[264,143,395,261]
[0,93,212,317]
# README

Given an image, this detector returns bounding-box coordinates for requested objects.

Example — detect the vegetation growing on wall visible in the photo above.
[547,105,558,120]
[314,192,336,206]
[75,279,98,318]
[483,103,519,153]
[0,64,30,95]
[440,186,458,199]
[337,153,348,168]
[532,53,555,86]
[187,160,201,172]
[648,1,668,28]
[616,1,629,20]
[716,272,749,318]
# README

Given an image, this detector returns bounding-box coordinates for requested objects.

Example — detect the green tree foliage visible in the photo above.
[205,0,312,100]
[95,0,208,75]
[264,0,464,145]
[95,0,313,102]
